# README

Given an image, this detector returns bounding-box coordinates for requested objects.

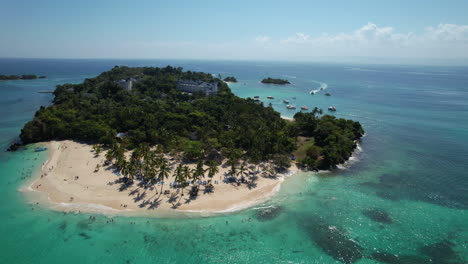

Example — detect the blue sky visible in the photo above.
[1,0,468,63]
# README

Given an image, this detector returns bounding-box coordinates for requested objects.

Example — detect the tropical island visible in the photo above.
[261,77,290,85]
[20,66,363,213]
[0,74,46,80]
[223,76,237,82]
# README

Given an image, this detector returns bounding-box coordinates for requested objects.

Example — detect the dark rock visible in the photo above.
[419,240,463,264]
[370,251,431,264]
[370,252,400,263]
[78,232,91,239]
[301,215,363,263]
[362,208,393,224]
[255,205,283,221]
[7,142,22,151]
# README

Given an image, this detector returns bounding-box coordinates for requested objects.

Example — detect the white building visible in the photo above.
[117,78,137,91]
[176,80,218,95]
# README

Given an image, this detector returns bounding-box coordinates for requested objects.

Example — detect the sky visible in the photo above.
[1,0,468,64]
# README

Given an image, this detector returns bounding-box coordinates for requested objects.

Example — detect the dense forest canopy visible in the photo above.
[0,74,45,80]
[20,66,363,170]
[223,76,237,82]
[261,78,290,85]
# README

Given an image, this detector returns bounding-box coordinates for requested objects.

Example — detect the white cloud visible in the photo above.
[276,23,468,59]
[283,32,310,44]
[254,35,271,44]
[424,23,468,43]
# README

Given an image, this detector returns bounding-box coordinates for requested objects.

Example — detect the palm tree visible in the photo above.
[206,161,219,181]
[183,166,191,185]
[105,143,118,162]
[115,151,126,170]
[92,144,102,156]
[173,164,184,187]
[193,160,205,184]
[158,158,170,195]
[120,160,131,180]
[229,164,237,178]
[238,164,248,182]
[143,162,157,184]
[174,165,191,204]
[105,150,114,162]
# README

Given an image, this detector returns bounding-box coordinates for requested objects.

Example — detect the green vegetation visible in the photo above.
[19,66,363,171]
[223,76,237,82]
[293,111,364,170]
[293,137,315,161]
[0,74,43,80]
[261,77,290,85]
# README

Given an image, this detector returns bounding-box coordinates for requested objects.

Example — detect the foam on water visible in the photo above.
[309,81,328,94]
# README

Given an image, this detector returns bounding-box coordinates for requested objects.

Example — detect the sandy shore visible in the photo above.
[22,140,297,215]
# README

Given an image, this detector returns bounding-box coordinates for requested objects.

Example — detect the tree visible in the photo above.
[120,160,131,180]
[237,164,248,181]
[206,160,219,180]
[193,160,205,183]
[228,164,237,177]
[92,144,102,156]
[158,158,170,195]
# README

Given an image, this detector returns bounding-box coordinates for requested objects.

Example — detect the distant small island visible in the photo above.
[0,74,46,80]
[261,78,290,85]
[223,76,237,82]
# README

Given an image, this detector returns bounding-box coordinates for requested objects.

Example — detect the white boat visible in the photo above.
[286,105,296,109]
[328,106,336,111]
[283,99,290,104]
[267,96,274,99]
[301,106,308,110]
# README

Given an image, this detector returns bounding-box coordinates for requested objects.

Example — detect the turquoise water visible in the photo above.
[0,59,467,263]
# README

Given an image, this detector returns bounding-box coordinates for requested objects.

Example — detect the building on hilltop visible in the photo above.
[117,78,138,91]
[176,80,218,95]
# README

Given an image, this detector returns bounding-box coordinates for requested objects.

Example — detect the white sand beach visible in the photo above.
[22,140,297,215]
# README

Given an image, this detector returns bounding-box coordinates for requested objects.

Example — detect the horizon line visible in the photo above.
[1,56,468,67]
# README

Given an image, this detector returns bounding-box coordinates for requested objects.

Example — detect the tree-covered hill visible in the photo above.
[19,66,363,170]
[261,78,290,85]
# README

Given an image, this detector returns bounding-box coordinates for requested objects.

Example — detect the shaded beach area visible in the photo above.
[23,140,297,215]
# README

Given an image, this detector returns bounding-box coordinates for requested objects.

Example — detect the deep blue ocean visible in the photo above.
[0,58,467,263]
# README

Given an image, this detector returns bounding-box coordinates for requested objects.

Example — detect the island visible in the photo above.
[0,74,46,80]
[223,76,237,82]
[19,66,363,213]
[261,77,290,85]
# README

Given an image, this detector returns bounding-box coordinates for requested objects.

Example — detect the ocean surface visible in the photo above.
[0,58,467,263]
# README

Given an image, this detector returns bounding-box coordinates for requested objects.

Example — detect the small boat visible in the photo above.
[324,93,331,96]
[328,106,336,111]
[254,96,259,98]
[310,91,316,94]
[34,147,48,152]
[301,106,308,110]
[320,87,324,90]
[283,99,290,104]
[286,105,296,109]
[267,96,274,99]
